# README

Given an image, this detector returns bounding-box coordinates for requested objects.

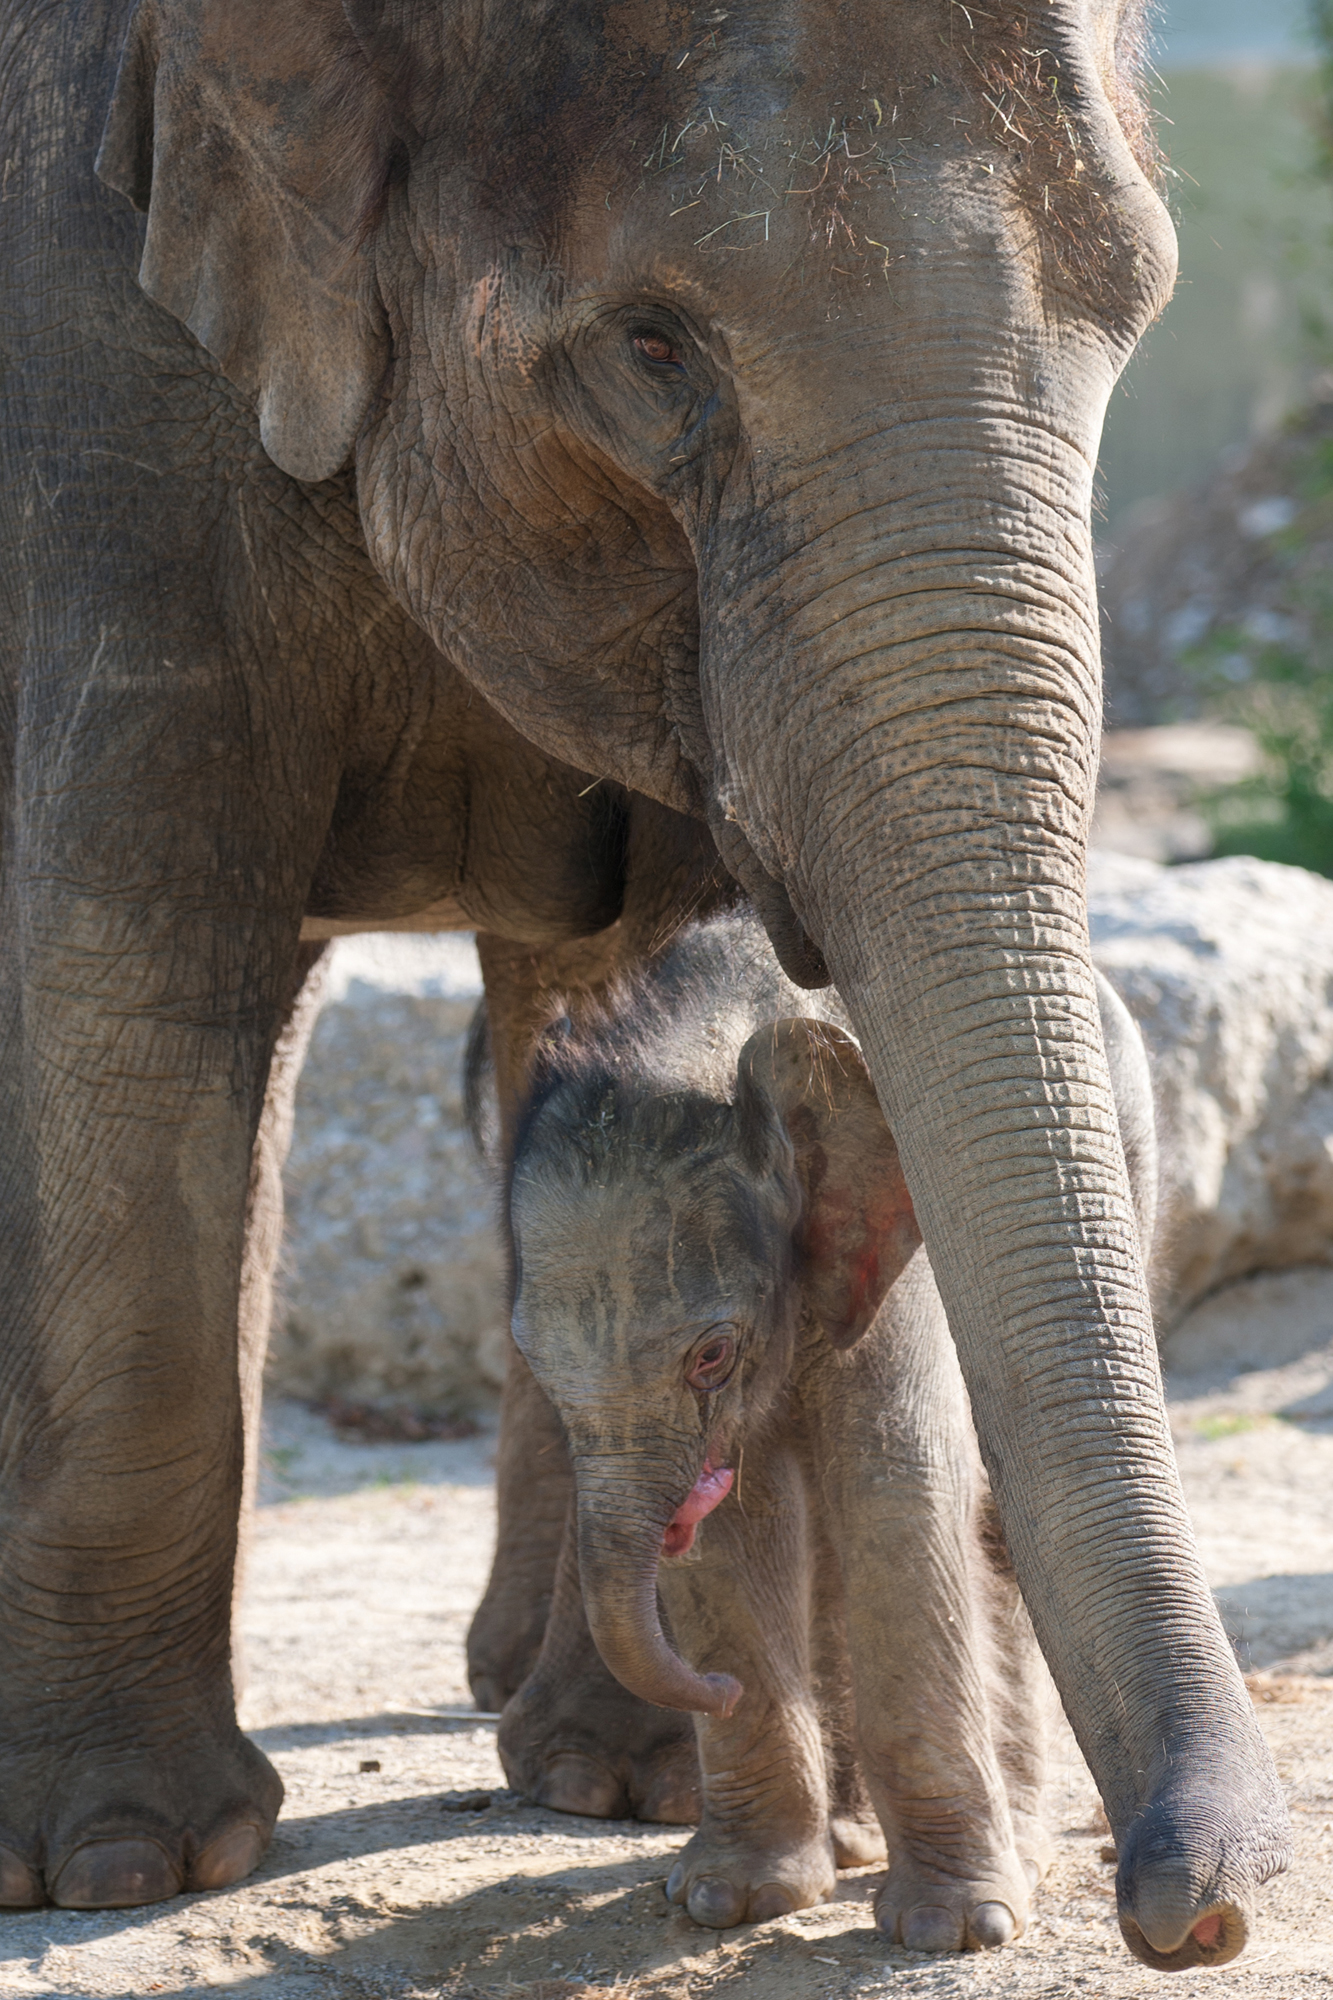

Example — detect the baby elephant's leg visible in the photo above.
[657,1439,837,1928]
[973,1488,1056,1887]
[815,1256,1039,1952]
[807,1514,887,1867]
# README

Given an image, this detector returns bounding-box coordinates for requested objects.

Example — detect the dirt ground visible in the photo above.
[2,1269,1332,2000]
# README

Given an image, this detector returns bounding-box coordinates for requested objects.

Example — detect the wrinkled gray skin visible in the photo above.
[0,0,1289,1961]
[504,909,1157,1949]
[504,910,1024,1944]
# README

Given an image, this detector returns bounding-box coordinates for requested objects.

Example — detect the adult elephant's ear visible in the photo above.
[96,0,396,482]
[737,1020,921,1350]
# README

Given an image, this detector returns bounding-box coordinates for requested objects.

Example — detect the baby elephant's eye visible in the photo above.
[633,331,685,369]
[686,1332,736,1392]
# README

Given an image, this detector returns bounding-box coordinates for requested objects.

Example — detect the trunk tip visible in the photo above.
[702,1672,744,1719]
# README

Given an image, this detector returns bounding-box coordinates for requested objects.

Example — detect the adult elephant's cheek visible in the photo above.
[661,1464,734,1557]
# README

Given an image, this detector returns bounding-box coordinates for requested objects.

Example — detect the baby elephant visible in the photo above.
[504,909,1156,1950]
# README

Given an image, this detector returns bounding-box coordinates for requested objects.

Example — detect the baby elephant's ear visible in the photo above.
[737,1020,921,1350]
[96,0,394,482]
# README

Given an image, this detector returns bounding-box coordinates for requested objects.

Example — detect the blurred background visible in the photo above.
[1101,0,1315,527]
[1096,0,1333,877]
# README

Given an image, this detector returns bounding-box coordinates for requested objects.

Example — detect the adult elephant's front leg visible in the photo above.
[468,930,700,1816]
[464,935,582,1709]
[0,650,334,1910]
[232,942,330,1697]
[467,1340,573,1710]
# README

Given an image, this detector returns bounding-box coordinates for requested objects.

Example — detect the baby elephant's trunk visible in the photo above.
[574,1463,742,1718]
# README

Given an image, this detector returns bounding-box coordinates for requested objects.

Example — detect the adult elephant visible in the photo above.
[0,0,1288,1968]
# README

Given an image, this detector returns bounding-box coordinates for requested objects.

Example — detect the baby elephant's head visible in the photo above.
[509,1016,920,1718]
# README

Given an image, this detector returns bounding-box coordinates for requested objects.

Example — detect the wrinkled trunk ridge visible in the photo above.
[573,1463,742,1720]
[699,395,1289,1957]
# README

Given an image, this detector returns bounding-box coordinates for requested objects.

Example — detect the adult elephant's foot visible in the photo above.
[873,1847,1031,1953]
[498,1654,700,1824]
[1113,1783,1286,1972]
[0,1724,282,1909]
[665,1825,837,1928]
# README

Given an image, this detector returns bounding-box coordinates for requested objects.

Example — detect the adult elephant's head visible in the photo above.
[98,0,1289,1968]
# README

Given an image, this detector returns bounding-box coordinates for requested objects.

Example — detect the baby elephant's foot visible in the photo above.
[874,1849,1031,1953]
[1011,1809,1055,1891]
[666,1826,837,1928]
[830,1813,887,1868]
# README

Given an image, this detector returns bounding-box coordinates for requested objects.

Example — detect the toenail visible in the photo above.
[50,1837,182,1909]
[1192,1911,1224,1950]
[531,1753,624,1820]
[666,1861,686,1903]
[967,1900,1017,1949]
[189,1822,265,1891]
[0,1845,44,1908]
[750,1883,796,1922]
[899,1902,964,1952]
[687,1875,744,1928]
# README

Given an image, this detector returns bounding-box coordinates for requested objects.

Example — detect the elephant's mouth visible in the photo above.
[661,1463,733,1557]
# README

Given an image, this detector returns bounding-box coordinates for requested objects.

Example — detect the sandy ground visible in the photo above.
[2,1268,1332,2000]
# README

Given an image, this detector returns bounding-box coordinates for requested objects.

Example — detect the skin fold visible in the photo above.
[0,0,1290,1961]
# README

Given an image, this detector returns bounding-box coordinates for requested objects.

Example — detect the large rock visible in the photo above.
[269,934,505,1415]
[1089,852,1333,1320]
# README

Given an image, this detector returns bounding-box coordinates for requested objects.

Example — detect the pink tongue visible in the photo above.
[662,1464,734,1557]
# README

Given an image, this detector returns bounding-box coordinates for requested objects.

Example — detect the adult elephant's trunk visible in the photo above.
[696,361,1288,1964]
[573,1458,741,1719]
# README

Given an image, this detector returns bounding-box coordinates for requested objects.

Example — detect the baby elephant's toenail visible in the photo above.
[189,1822,265,1891]
[687,1875,745,1927]
[967,1900,1017,1949]
[666,1861,686,1903]
[50,1838,182,1909]
[0,1845,44,1907]
[898,1903,964,1952]
[750,1883,796,1921]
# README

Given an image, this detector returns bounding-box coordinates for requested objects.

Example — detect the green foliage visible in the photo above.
[1170,11,1333,879]
[1098,65,1333,528]
[1191,1411,1271,1442]
[1189,574,1333,879]
[1312,1,1333,174]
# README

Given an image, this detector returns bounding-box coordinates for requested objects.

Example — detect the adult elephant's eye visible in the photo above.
[633,330,685,370]
[686,1331,736,1391]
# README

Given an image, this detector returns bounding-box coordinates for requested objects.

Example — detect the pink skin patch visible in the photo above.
[661,1464,734,1557]
[1192,1914,1224,1951]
